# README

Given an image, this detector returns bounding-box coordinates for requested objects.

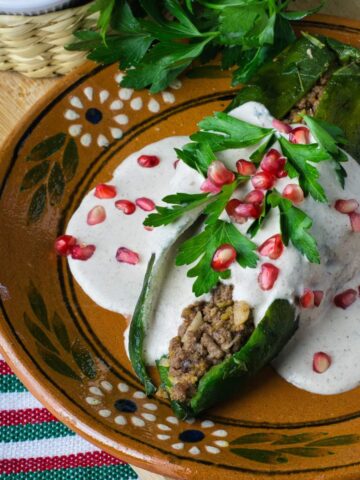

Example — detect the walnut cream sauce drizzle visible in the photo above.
[66,101,360,396]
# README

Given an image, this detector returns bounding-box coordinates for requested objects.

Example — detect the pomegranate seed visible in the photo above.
[207,160,235,187]
[289,126,310,144]
[173,159,180,169]
[334,289,357,309]
[272,118,292,134]
[116,247,140,265]
[137,155,160,168]
[135,197,155,212]
[335,199,359,214]
[71,244,96,261]
[94,184,117,199]
[144,226,154,231]
[87,205,106,226]
[115,199,136,215]
[211,244,237,272]
[234,202,261,219]
[276,167,288,179]
[258,263,279,291]
[300,289,315,308]
[226,199,246,224]
[313,352,331,374]
[350,212,360,232]
[282,184,304,204]
[260,149,286,175]
[236,159,256,176]
[200,178,221,194]
[245,189,264,205]
[54,235,76,256]
[258,234,284,260]
[251,171,275,190]
[313,290,324,307]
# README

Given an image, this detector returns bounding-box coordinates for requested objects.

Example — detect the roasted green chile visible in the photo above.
[227,35,336,118]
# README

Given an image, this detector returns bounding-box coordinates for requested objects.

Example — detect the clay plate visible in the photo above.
[1,15,360,480]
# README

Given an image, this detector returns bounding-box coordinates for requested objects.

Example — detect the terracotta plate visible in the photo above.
[1,15,360,480]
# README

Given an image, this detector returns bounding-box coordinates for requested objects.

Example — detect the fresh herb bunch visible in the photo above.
[144,112,346,296]
[68,0,323,93]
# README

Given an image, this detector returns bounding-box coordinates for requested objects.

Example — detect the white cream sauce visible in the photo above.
[67,101,360,396]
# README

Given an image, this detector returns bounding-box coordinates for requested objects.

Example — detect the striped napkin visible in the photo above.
[0,355,138,479]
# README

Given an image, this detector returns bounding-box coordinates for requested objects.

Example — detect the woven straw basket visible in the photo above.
[0,2,97,78]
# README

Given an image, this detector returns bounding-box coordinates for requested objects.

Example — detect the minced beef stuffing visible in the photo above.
[167,284,254,403]
[286,74,330,123]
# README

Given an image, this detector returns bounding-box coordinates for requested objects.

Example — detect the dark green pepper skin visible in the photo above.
[227,36,336,118]
[158,299,297,418]
[315,63,360,162]
[157,358,189,420]
[129,253,157,396]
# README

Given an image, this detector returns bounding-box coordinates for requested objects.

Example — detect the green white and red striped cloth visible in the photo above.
[0,355,138,479]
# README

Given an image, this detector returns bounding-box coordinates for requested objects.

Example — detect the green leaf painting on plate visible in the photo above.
[25,284,98,382]
[21,134,80,223]
[230,431,360,464]
[26,133,66,162]
[28,184,47,225]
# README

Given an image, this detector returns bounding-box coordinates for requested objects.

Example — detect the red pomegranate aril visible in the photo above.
[335,199,359,214]
[116,247,140,265]
[260,149,286,175]
[276,167,288,179]
[282,184,304,204]
[258,234,284,260]
[234,202,262,219]
[245,189,264,205]
[54,235,76,256]
[200,178,221,194]
[94,183,117,199]
[226,199,246,224]
[334,289,357,309]
[251,171,275,190]
[137,154,160,168]
[115,199,136,215]
[313,352,331,374]
[300,289,315,308]
[272,118,292,134]
[144,226,154,231]
[350,212,360,232]
[236,159,256,176]
[71,244,96,261]
[211,244,237,272]
[87,205,106,226]
[289,126,310,144]
[258,263,279,291]
[135,197,155,212]
[313,290,324,307]
[208,160,235,187]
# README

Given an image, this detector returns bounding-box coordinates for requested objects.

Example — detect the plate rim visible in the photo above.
[1,14,360,479]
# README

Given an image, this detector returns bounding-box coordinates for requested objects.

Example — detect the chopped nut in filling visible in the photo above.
[167,284,254,402]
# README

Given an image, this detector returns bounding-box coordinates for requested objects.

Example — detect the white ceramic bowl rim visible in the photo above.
[0,0,91,15]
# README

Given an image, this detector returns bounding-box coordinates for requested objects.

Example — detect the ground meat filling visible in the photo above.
[286,74,330,123]
[168,284,254,403]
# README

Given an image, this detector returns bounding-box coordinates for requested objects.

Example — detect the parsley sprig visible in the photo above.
[176,219,258,296]
[68,0,323,93]
[145,112,346,296]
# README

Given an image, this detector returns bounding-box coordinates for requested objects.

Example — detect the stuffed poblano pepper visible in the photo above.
[125,34,360,417]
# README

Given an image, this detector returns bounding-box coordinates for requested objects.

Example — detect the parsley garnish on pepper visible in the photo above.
[144,112,347,296]
[67,0,324,93]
